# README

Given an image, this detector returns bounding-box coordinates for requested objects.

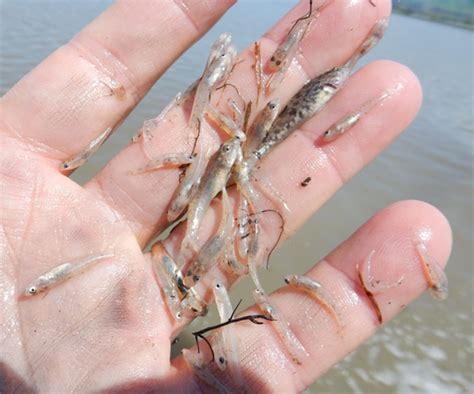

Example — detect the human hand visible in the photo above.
[0,0,451,392]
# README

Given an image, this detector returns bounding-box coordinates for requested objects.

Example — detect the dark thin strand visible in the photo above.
[289,0,313,35]
[192,313,273,362]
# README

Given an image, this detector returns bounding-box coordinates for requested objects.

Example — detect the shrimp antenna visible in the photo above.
[235,208,285,269]
[289,0,313,35]
[215,83,246,107]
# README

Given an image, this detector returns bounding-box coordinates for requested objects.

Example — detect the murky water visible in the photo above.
[1,1,472,392]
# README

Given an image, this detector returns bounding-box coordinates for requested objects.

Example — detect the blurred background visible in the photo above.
[1,0,472,392]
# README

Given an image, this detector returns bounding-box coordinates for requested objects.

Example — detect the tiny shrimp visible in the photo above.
[24,253,114,296]
[284,274,342,332]
[265,0,334,94]
[253,288,309,365]
[167,140,211,223]
[189,33,237,133]
[243,99,281,168]
[212,280,244,387]
[182,349,231,394]
[151,243,184,320]
[184,188,232,288]
[253,17,389,161]
[356,250,406,324]
[178,137,242,269]
[131,152,194,174]
[60,127,113,171]
[322,86,399,142]
[415,242,448,301]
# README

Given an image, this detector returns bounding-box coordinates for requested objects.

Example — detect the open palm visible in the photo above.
[0,0,451,392]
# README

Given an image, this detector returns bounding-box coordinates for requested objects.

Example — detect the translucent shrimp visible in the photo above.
[167,140,211,222]
[322,87,397,142]
[284,274,342,331]
[131,152,194,174]
[150,243,184,320]
[189,33,237,133]
[243,99,281,167]
[24,253,114,296]
[415,242,448,301]
[265,0,334,93]
[182,349,231,394]
[254,17,389,161]
[60,127,113,171]
[253,288,309,365]
[178,138,242,269]
[184,188,232,288]
[212,280,243,387]
[253,41,263,107]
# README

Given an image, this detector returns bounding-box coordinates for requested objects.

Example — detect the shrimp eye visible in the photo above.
[223,145,231,152]
[219,356,225,365]
[28,286,37,295]
[284,278,290,285]
[269,103,276,109]
[270,56,275,62]
[62,163,69,169]
[215,283,221,289]
[275,60,282,66]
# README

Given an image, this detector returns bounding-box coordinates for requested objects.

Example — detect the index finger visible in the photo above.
[0,0,235,163]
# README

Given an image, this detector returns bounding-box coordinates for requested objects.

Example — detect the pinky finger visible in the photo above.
[170,200,451,392]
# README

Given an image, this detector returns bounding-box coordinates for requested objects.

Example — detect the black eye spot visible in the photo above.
[324,130,329,135]
[284,278,290,284]
[63,163,69,169]
[275,60,282,66]
[219,356,225,364]
[270,56,275,61]
[29,287,37,294]
[215,283,221,289]
[269,103,276,109]
[193,275,200,282]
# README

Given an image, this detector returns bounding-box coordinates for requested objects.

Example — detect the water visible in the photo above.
[1,1,472,392]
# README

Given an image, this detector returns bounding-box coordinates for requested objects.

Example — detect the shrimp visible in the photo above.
[167,140,211,222]
[60,127,113,171]
[24,253,114,296]
[178,137,242,269]
[182,349,231,394]
[150,243,184,320]
[243,99,281,167]
[322,86,398,142]
[190,33,237,133]
[184,188,232,288]
[284,274,342,332]
[253,288,309,365]
[131,152,194,174]
[265,0,334,94]
[415,242,448,301]
[212,280,243,387]
[253,17,389,161]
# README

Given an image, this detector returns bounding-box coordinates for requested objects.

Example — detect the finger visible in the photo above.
[85,0,392,243]
[170,201,452,392]
[0,0,235,162]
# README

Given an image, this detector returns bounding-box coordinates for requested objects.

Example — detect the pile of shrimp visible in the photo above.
[24,1,448,390]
